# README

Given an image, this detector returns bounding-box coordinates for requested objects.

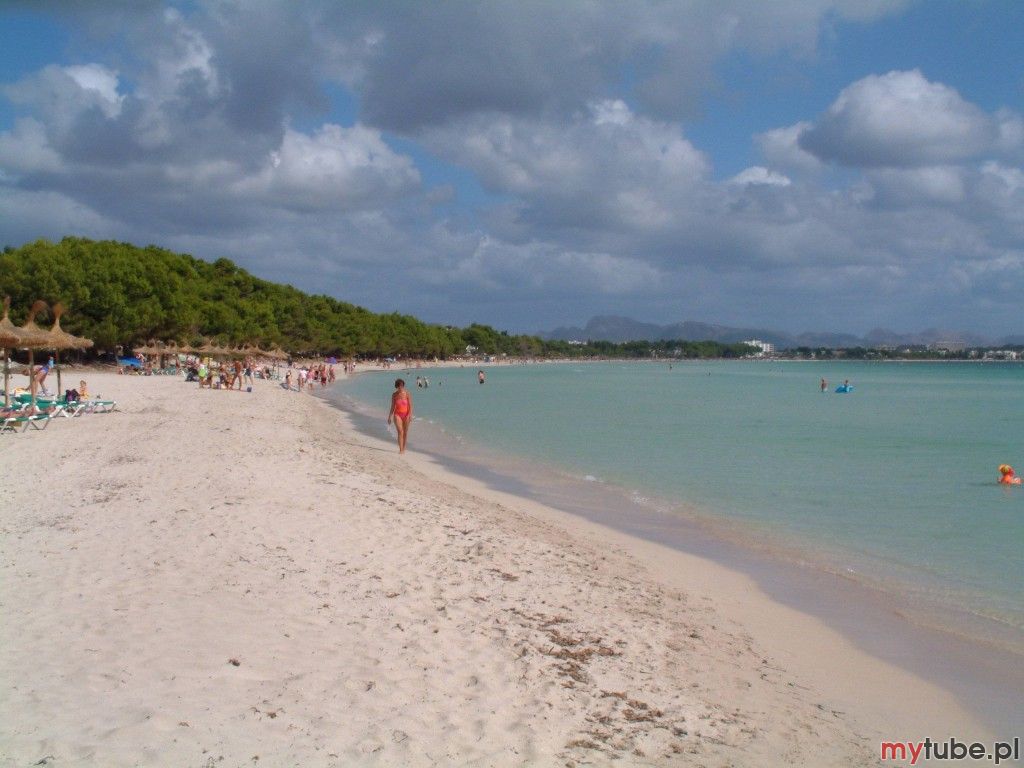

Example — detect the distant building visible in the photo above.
[743,339,775,356]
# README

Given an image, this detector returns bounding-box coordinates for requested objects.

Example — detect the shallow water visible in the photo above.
[338,361,1024,652]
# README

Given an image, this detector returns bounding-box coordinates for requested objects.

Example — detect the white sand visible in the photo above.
[0,371,986,766]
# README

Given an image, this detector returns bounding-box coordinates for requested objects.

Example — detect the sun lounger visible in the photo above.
[60,400,92,417]
[0,412,52,433]
[13,392,113,415]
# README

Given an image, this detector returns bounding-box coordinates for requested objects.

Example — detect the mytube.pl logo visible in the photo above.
[881,738,1020,765]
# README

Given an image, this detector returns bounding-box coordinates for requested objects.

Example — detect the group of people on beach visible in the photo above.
[284,363,335,392]
[194,357,259,391]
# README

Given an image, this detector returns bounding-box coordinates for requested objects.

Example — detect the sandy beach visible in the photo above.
[0,371,989,767]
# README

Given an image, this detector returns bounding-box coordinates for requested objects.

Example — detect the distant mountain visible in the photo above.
[542,315,1004,349]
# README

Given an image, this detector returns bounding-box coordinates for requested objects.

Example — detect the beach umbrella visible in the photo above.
[18,300,59,411]
[196,339,216,364]
[0,296,31,408]
[47,302,94,395]
[133,339,157,357]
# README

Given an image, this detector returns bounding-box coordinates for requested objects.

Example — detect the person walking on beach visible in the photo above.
[387,378,413,454]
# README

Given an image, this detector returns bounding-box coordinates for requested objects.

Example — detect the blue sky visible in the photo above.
[1,1,1023,338]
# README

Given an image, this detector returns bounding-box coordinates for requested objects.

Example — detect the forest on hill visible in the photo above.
[0,238,754,360]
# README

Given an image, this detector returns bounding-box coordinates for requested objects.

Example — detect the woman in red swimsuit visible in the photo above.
[387,378,413,453]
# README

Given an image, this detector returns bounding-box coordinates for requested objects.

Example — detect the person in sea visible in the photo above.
[820,377,827,392]
[387,378,413,454]
[478,369,486,384]
[998,464,1021,485]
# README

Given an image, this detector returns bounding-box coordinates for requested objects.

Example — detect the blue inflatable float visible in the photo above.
[835,384,853,393]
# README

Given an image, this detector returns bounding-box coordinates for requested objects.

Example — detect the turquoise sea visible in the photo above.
[336,361,1024,653]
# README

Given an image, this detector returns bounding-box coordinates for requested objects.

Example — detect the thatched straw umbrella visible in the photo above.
[133,341,155,357]
[198,339,229,367]
[0,297,31,408]
[48,302,94,395]
[18,300,59,411]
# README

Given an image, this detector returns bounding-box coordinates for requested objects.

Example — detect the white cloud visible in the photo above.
[756,122,823,175]
[799,69,1011,167]
[730,166,792,187]
[235,124,421,211]
[423,100,708,236]
[63,64,123,116]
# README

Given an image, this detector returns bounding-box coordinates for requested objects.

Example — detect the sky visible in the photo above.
[1,1,1022,337]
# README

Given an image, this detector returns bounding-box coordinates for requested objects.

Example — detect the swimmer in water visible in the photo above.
[998,464,1021,485]
[820,377,827,393]
[387,378,413,453]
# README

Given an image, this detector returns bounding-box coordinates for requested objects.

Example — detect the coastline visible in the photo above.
[0,370,1000,766]
[333,366,1024,739]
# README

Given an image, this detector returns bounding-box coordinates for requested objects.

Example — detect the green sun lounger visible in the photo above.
[12,393,115,414]
[0,412,52,433]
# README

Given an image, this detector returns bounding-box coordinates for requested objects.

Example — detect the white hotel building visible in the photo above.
[743,339,775,356]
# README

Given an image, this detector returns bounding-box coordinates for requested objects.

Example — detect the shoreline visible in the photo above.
[332,366,1024,739]
[0,370,1004,766]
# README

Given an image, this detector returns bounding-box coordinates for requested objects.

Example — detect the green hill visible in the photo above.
[0,237,753,360]
[0,237,536,357]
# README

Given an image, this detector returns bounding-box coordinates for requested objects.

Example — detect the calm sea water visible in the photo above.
[338,361,1024,649]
